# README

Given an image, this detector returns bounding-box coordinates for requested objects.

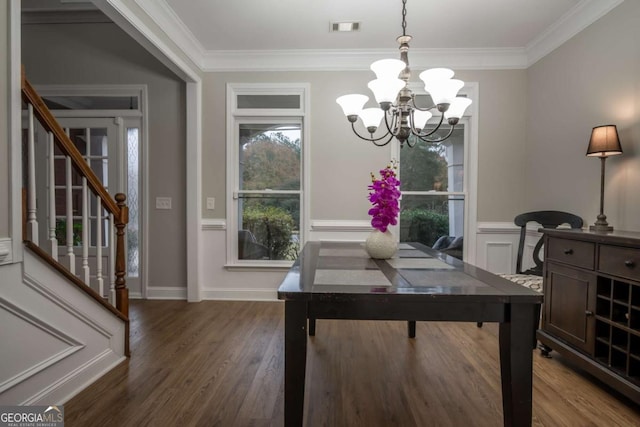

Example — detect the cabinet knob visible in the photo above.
[624,260,635,267]
[585,310,594,317]
[564,248,574,255]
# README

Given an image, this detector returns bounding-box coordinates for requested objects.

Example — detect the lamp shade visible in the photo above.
[336,94,369,116]
[418,68,455,85]
[368,78,406,104]
[423,79,464,106]
[370,59,406,80]
[444,97,473,120]
[358,108,384,130]
[586,125,623,157]
[412,110,432,130]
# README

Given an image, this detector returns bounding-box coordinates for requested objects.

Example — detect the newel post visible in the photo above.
[115,193,129,318]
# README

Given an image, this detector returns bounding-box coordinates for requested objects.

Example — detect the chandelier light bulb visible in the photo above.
[370,59,407,80]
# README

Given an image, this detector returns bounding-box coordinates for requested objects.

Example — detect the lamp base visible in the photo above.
[590,214,612,232]
[590,224,613,232]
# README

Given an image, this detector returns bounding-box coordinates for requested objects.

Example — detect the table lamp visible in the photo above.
[586,124,622,231]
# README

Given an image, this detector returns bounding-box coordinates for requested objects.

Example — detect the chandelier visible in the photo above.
[336,0,472,148]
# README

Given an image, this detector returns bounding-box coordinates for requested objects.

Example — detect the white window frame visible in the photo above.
[226,83,310,268]
[393,82,478,263]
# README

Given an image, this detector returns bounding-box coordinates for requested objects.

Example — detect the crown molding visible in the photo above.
[93,0,200,82]
[201,47,529,72]
[125,0,623,73]
[134,0,206,70]
[526,0,624,67]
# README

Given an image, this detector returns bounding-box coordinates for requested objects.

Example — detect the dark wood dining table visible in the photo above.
[277,241,543,426]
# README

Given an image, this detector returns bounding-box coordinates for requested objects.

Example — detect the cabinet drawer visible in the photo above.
[547,237,595,269]
[599,245,640,282]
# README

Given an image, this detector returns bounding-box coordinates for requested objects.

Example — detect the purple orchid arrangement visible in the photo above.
[367,160,401,233]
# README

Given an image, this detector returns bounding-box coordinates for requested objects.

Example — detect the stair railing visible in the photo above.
[21,68,129,356]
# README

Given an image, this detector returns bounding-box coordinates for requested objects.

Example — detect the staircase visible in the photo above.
[0,70,130,405]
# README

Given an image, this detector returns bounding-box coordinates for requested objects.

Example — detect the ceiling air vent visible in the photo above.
[331,22,360,32]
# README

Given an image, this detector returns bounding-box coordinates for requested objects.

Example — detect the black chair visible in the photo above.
[477,211,583,347]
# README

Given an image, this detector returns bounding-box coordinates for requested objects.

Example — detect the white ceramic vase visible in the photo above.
[365,229,398,259]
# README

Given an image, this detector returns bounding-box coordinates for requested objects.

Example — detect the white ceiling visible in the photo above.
[22,0,625,71]
[164,0,581,51]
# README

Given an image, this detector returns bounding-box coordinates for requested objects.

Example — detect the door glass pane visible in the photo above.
[127,128,140,277]
[239,123,301,191]
[238,193,300,261]
[67,128,88,155]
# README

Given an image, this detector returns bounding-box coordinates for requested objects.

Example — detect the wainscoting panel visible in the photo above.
[475,222,519,274]
[485,242,514,274]
[0,250,126,405]
[474,222,547,274]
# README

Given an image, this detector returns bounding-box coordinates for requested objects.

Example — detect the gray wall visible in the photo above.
[202,69,528,223]
[0,2,10,239]
[527,0,640,231]
[22,22,187,290]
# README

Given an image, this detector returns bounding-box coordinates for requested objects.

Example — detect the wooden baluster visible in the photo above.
[109,212,116,305]
[81,180,90,283]
[115,193,129,318]
[65,128,75,274]
[81,128,90,284]
[48,131,58,260]
[27,104,38,244]
[96,196,104,298]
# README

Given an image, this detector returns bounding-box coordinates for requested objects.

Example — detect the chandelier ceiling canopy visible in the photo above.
[336,0,472,148]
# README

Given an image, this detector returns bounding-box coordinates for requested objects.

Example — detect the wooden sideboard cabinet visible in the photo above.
[537,228,640,404]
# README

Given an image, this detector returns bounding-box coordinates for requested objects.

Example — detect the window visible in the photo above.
[227,84,309,266]
[398,91,474,261]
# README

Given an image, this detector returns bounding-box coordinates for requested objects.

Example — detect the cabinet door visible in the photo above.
[543,262,596,354]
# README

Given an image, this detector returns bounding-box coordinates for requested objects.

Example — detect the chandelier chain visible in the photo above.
[401,0,407,36]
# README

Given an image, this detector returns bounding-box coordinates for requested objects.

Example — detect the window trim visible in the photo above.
[226,83,310,268]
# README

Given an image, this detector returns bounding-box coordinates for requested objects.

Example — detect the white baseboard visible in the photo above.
[128,291,143,299]
[145,287,188,300]
[200,288,278,301]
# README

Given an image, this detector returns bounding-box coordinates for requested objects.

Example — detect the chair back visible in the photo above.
[514,211,583,275]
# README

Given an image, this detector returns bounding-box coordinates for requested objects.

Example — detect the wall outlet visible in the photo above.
[206,197,215,210]
[156,197,172,210]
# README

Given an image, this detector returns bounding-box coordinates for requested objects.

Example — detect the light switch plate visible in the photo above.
[156,197,172,209]
[206,197,215,210]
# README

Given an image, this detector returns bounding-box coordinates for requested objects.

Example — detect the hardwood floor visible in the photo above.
[65,300,640,426]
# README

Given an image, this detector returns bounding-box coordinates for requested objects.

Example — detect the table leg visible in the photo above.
[499,303,536,427]
[407,321,416,338]
[285,301,308,427]
[309,317,316,336]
